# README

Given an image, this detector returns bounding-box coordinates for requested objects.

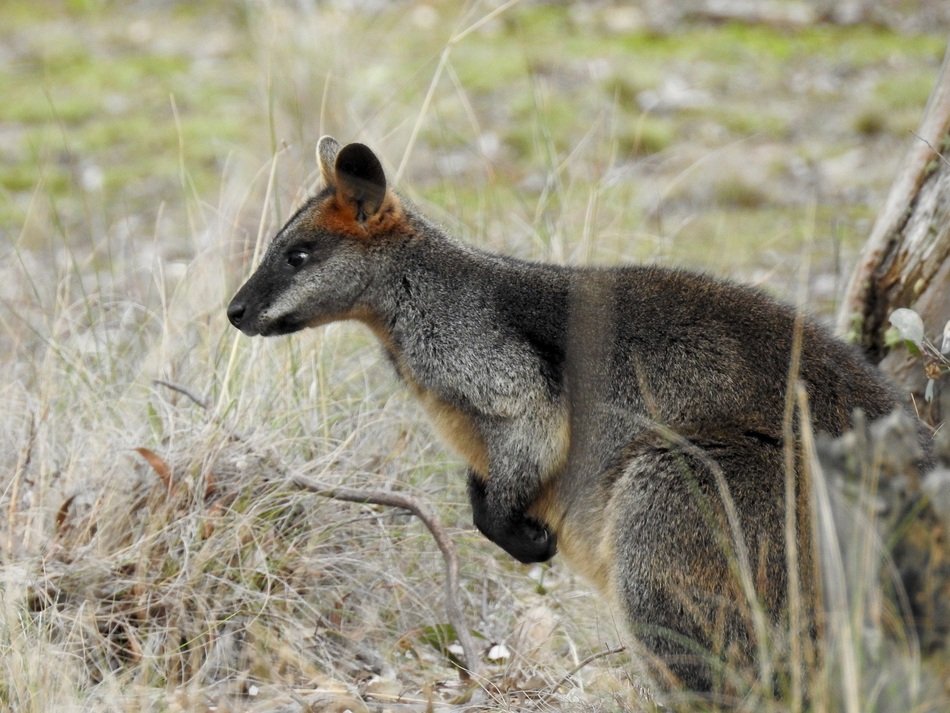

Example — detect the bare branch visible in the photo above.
[153,379,209,410]
[291,474,482,680]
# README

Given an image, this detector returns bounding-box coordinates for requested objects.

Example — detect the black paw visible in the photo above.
[466,470,557,564]
[501,516,558,564]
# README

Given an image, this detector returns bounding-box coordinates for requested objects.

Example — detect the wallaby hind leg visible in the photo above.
[606,434,794,699]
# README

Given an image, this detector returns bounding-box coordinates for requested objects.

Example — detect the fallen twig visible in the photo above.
[153,379,209,409]
[548,645,627,694]
[911,130,950,169]
[291,474,482,681]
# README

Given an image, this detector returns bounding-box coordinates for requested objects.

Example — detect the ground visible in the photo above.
[1,1,948,711]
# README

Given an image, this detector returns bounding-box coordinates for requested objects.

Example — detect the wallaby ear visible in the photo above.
[334,142,387,223]
[316,135,341,188]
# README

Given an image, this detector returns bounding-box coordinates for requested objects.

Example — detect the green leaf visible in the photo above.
[417,623,465,669]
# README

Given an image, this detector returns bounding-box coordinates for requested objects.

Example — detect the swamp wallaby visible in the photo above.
[227,137,899,695]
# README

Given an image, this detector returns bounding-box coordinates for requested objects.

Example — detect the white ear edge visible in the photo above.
[316,135,341,187]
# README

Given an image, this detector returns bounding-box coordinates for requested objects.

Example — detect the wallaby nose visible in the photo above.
[227,301,246,328]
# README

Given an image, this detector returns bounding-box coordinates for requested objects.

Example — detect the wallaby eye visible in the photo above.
[286,250,309,268]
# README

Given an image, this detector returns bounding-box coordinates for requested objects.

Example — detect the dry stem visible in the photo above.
[291,474,482,681]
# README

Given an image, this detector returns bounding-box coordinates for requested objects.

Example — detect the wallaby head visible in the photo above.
[227,136,407,337]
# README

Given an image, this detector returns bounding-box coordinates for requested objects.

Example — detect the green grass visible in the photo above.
[1,1,948,711]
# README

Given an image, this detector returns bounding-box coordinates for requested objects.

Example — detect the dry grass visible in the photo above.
[2,1,948,711]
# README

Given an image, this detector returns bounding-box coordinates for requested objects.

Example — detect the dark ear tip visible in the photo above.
[336,143,386,188]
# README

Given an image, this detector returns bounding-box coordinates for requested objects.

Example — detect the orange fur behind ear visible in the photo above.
[311,192,408,239]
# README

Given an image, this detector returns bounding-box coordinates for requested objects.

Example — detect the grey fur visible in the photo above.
[228,139,901,698]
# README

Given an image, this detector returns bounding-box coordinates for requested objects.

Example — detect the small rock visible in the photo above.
[487,642,510,662]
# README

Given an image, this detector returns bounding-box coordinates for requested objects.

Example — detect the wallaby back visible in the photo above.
[228,137,900,699]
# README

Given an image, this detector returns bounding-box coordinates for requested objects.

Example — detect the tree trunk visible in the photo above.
[833,44,950,659]
[837,43,950,426]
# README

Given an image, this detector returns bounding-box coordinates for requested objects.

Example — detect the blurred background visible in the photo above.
[1,1,948,711]
[4,1,948,302]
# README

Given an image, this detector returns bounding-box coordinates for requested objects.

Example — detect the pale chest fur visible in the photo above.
[411,383,491,477]
[530,477,614,594]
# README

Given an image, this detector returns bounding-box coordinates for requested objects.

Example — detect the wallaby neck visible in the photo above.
[358,212,568,410]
